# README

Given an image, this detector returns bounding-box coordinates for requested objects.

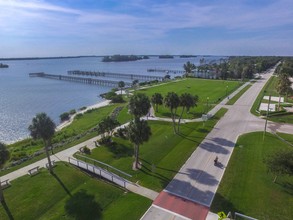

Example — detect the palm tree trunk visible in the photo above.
[134,144,140,169]
[45,143,53,174]
[177,107,185,133]
[278,94,281,111]
[273,175,278,183]
[0,184,4,203]
[171,109,177,134]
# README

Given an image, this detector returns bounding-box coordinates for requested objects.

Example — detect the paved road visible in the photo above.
[141,66,293,220]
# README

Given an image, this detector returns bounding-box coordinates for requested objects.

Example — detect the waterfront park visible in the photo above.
[1,63,293,220]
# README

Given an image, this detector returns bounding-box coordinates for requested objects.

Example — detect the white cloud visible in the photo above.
[0,0,292,56]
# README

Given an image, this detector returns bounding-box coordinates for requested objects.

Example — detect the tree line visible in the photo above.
[183,56,282,80]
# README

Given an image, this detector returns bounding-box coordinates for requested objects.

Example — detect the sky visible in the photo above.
[0,0,293,57]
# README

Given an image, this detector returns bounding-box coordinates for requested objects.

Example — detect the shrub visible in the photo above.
[114,127,128,139]
[98,136,112,146]
[60,112,70,121]
[111,94,124,103]
[79,106,87,111]
[69,109,76,115]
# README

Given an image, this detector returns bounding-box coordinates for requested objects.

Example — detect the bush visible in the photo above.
[75,113,83,119]
[114,127,128,139]
[111,94,124,103]
[79,106,87,111]
[79,146,90,154]
[98,136,112,146]
[69,109,76,115]
[60,112,70,121]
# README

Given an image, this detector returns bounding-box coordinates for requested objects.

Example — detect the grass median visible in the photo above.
[226,84,252,105]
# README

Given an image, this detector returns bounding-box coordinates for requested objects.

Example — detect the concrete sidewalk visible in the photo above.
[141,65,292,220]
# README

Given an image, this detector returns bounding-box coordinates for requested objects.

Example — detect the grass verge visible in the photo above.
[76,108,228,191]
[0,162,151,220]
[226,84,252,105]
[211,132,293,219]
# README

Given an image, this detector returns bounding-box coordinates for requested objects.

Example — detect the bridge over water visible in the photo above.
[29,72,132,87]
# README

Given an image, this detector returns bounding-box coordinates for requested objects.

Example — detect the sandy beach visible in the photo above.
[56,99,111,131]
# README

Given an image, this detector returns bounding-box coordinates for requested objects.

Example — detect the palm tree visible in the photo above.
[0,142,10,203]
[132,80,139,90]
[98,116,120,139]
[178,93,198,132]
[276,73,292,110]
[129,93,151,119]
[164,92,180,133]
[118,81,125,94]
[183,61,195,77]
[128,118,151,170]
[151,93,163,112]
[28,113,56,174]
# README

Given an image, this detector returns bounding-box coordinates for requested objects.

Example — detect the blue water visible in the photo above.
[0,56,221,143]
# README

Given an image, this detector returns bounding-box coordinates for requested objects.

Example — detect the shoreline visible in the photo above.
[6,99,112,145]
[56,99,111,131]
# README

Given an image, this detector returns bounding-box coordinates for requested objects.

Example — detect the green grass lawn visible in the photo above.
[250,75,293,124]
[0,162,151,220]
[137,78,242,119]
[76,108,228,191]
[226,84,252,105]
[211,132,293,219]
[2,103,132,176]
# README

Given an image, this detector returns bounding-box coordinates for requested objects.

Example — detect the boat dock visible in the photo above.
[68,70,164,81]
[147,69,185,74]
[29,72,132,87]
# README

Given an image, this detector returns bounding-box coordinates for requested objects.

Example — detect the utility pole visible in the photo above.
[263,93,271,140]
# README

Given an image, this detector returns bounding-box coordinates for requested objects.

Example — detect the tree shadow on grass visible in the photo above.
[107,142,132,159]
[52,173,72,196]
[140,158,188,175]
[1,200,14,220]
[276,181,293,196]
[65,189,102,220]
[177,132,200,143]
[210,192,242,215]
[140,164,170,183]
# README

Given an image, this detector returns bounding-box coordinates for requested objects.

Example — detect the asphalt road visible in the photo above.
[141,66,293,220]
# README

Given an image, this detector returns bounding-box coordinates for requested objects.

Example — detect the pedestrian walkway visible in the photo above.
[141,65,293,220]
[2,66,293,219]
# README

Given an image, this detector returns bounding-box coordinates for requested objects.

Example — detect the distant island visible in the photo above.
[102,55,149,62]
[0,63,9,68]
[179,55,197,58]
[159,55,174,59]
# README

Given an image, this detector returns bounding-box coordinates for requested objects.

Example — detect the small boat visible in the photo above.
[0,63,9,68]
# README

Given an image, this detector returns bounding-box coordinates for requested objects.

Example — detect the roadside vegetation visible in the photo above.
[75,108,228,191]
[0,163,151,220]
[251,61,293,124]
[211,132,293,219]
[2,77,239,175]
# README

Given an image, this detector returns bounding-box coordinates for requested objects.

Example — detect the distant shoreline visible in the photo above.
[0,55,102,61]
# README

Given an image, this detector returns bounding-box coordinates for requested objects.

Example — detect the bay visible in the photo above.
[0,56,221,143]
